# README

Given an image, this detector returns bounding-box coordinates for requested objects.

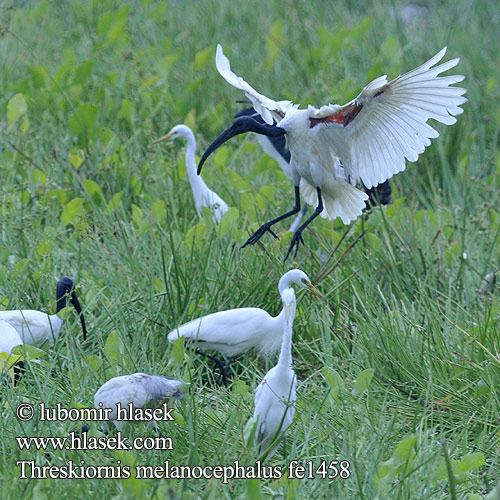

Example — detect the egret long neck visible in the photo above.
[184,133,209,193]
[277,313,293,373]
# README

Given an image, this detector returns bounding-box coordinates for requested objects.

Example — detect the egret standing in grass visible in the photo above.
[199,45,467,258]
[0,276,87,346]
[167,269,322,384]
[94,373,184,432]
[154,124,229,223]
[252,286,297,459]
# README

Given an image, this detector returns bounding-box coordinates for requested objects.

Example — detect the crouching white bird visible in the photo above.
[167,269,322,384]
[154,124,229,223]
[0,276,87,346]
[252,287,297,458]
[94,373,184,432]
[0,319,22,355]
[0,319,24,385]
[199,45,467,258]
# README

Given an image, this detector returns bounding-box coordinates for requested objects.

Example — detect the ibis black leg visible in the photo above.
[364,179,392,208]
[13,361,25,386]
[195,348,229,386]
[242,185,301,248]
[285,187,324,261]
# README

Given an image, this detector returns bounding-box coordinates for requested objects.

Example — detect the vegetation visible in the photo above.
[0,0,498,498]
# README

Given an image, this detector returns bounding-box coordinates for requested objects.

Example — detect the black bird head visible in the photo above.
[197,116,285,175]
[234,107,291,163]
[55,277,88,341]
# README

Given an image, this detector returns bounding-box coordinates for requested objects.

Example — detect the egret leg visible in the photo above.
[285,187,324,261]
[242,186,301,248]
[195,348,229,386]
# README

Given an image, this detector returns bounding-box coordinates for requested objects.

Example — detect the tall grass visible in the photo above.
[0,0,498,498]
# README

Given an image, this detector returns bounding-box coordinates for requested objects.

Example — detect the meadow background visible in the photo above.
[0,0,498,498]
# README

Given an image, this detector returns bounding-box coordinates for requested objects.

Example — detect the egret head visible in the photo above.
[197,116,285,174]
[278,269,323,299]
[153,124,193,144]
[56,276,87,341]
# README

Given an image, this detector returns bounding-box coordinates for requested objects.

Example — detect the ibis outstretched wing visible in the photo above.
[216,44,295,124]
[310,47,467,188]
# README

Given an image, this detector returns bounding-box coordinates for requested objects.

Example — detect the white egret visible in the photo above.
[154,124,229,223]
[0,276,87,346]
[0,319,24,386]
[199,45,467,258]
[94,373,184,432]
[167,269,322,384]
[252,286,296,459]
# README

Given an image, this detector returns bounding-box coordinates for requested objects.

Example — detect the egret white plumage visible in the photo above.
[167,269,322,384]
[252,287,296,458]
[94,373,184,432]
[154,124,229,223]
[199,45,467,258]
[0,276,87,346]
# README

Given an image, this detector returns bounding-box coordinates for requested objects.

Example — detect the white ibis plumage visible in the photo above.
[199,45,466,258]
[0,276,87,346]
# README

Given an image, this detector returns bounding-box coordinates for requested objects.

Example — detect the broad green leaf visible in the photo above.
[322,366,343,403]
[217,207,238,238]
[69,103,98,137]
[107,192,123,213]
[455,452,485,474]
[183,223,208,251]
[151,200,167,225]
[131,204,144,227]
[7,93,27,125]
[352,368,375,396]
[69,153,85,169]
[170,336,185,364]
[60,198,85,226]
[119,99,135,125]
[28,66,48,88]
[243,417,257,449]
[104,330,123,366]
[153,277,164,292]
[83,180,105,206]
[394,435,417,462]
[86,355,104,373]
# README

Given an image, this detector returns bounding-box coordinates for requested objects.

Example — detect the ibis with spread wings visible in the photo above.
[198,45,467,259]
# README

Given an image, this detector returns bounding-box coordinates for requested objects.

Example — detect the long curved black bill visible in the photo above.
[70,291,87,341]
[197,116,285,175]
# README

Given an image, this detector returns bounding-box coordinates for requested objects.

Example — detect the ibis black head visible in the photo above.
[234,107,291,164]
[197,116,285,175]
[56,276,88,341]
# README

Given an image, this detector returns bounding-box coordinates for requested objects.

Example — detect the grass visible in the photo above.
[0,0,498,498]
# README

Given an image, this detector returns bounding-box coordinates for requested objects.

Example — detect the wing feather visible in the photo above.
[215,44,295,124]
[311,47,467,188]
